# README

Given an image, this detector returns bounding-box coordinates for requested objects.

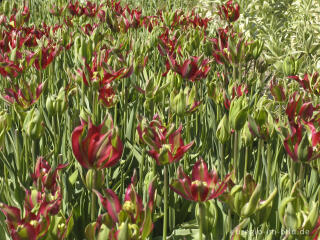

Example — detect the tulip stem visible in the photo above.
[198,202,205,240]
[299,163,304,189]
[244,146,248,179]
[140,148,146,194]
[219,143,225,176]
[91,169,97,221]
[163,165,168,240]
[233,130,239,183]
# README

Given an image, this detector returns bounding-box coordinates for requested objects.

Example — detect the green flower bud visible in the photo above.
[23,108,44,140]
[55,88,67,115]
[216,114,230,143]
[241,122,253,145]
[170,89,186,116]
[229,96,248,131]
[241,184,261,218]
[282,56,300,76]
[297,132,310,162]
[0,111,12,147]
[303,201,319,230]
[46,95,55,117]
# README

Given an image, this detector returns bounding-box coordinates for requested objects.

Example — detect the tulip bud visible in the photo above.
[55,88,67,115]
[216,114,230,143]
[85,169,105,190]
[170,89,186,116]
[297,132,310,162]
[241,122,253,145]
[23,108,44,139]
[247,40,264,60]
[0,111,12,147]
[282,56,300,76]
[46,95,55,117]
[158,145,170,165]
[241,184,261,218]
[229,96,248,131]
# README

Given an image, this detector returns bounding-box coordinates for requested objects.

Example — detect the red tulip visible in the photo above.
[3,81,44,109]
[218,0,240,23]
[71,118,123,169]
[93,176,155,239]
[137,114,194,165]
[0,156,68,240]
[32,156,68,193]
[168,56,211,82]
[170,158,230,202]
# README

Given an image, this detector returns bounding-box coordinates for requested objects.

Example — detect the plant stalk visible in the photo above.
[198,202,205,240]
[91,169,97,221]
[163,165,168,240]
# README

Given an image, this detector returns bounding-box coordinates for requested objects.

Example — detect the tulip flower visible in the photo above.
[71,117,123,169]
[137,114,194,166]
[170,159,230,240]
[170,158,230,202]
[218,0,240,23]
[32,156,68,193]
[288,72,320,95]
[88,176,155,240]
[0,156,69,240]
[0,55,22,78]
[3,81,44,109]
[32,44,62,70]
[167,55,211,82]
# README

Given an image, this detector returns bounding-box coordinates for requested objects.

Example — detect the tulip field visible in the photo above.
[1,0,320,239]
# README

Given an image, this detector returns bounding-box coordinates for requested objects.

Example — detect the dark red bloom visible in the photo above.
[93,176,155,239]
[71,118,123,169]
[166,55,211,81]
[32,45,62,70]
[218,0,240,22]
[3,81,44,109]
[32,157,68,193]
[137,114,194,165]
[170,158,231,202]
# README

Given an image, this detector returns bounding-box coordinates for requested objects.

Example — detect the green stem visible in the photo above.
[244,146,248,179]
[266,143,272,192]
[220,143,225,176]
[228,209,232,235]
[299,163,304,188]
[233,131,239,182]
[198,202,205,240]
[289,158,294,189]
[254,139,262,182]
[140,148,146,194]
[163,165,168,240]
[91,169,97,221]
